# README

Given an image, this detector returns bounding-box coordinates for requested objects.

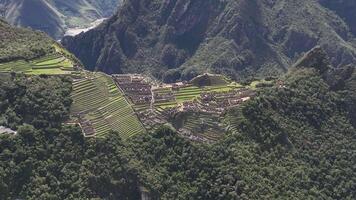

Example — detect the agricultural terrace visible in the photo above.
[153,83,244,109]
[178,112,224,143]
[118,73,274,142]
[71,73,145,139]
[0,44,78,75]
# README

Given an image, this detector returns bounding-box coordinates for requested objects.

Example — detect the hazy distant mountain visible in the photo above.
[62,0,356,82]
[0,0,121,39]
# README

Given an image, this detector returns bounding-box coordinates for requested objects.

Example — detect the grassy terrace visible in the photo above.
[183,113,223,141]
[175,86,202,103]
[153,83,245,109]
[133,104,151,112]
[0,53,75,75]
[71,73,145,139]
[0,44,77,75]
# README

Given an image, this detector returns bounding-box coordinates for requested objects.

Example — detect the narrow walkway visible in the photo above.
[150,86,155,112]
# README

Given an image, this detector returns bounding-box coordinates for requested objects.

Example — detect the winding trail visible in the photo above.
[150,86,155,112]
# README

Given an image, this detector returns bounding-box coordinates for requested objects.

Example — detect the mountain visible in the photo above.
[0,18,355,199]
[1,46,355,199]
[62,0,356,82]
[0,19,54,62]
[0,0,121,39]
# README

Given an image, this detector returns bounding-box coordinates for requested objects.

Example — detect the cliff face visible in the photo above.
[62,0,356,82]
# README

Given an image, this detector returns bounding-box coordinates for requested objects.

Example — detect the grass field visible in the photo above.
[71,73,145,139]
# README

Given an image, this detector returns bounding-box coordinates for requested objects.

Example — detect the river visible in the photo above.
[64,18,107,37]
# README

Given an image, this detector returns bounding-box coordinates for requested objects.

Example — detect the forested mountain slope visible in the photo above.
[63,0,356,82]
[0,19,54,62]
[0,75,141,199]
[128,48,356,199]
[0,10,355,199]
[0,47,355,199]
[0,0,121,39]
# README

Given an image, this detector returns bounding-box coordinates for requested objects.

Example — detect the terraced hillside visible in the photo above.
[0,43,80,75]
[71,73,145,138]
[179,112,224,142]
[121,73,267,142]
[0,53,76,75]
[153,83,245,109]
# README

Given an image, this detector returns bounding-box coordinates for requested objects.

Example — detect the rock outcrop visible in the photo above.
[62,0,356,82]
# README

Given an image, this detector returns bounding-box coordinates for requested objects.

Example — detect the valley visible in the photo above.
[0,0,121,39]
[64,18,107,37]
[62,0,356,82]
[1,1,356,199]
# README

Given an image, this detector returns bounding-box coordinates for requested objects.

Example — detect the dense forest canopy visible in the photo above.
[0,60,355,199]
[0,74,141,199]
[129,66,356,199]
[0,20,54,62]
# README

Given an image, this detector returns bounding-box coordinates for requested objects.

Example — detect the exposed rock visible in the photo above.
[62,0,356,81]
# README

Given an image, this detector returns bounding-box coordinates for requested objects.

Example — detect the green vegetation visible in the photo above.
[0,75,72,130]
[154,101,178,109]
[175,86,202,102]
[129,67,356,199]
[173,112,223,141]
[1,18,354,198]
[0,53,76,75]
[190,73,229,87]
[71,73,145,138]
[63,0,356,82]
[0,64,355,199]
[154,82,248,109]
[0,75,141,199]
[0,42,81,76]
[0,19,54,62]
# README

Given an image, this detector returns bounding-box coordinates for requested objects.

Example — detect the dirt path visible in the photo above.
[64,18,107,37]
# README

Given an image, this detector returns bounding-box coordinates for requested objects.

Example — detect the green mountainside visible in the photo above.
[0,19,54,62]
[0,3,355,199]
[0,0,121,39]
[0,47,355,199]
[62,0,356,82]
[0,20,82,75]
